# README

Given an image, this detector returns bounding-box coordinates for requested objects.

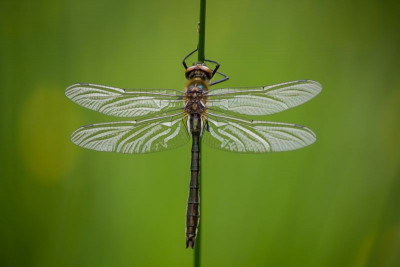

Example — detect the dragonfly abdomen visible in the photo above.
[186,131,200,248]
[186,114,202,248]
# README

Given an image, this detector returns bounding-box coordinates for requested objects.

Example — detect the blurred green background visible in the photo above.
[1,0,399,266]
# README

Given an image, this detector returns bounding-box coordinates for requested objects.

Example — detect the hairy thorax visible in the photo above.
[184,77,209,116]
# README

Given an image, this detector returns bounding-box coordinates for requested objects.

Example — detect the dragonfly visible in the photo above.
[65,48,322,248]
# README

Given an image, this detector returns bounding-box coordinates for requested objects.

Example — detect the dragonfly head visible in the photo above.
[185,63,213,81]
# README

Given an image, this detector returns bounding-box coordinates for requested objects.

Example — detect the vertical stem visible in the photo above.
[195,1,205,266]
[198,0,206,62]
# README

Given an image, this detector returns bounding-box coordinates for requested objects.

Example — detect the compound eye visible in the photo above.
[189,84,195,89]
[198,84,203,89]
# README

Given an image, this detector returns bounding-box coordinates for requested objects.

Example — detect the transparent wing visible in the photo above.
[207,80,322,116]
[71,113,189,154]
[65,83,184,118]
[202,113,316,153]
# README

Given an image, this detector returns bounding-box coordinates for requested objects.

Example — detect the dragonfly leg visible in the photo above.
[204,58,220,77]
[204,58,229,85]
[183,47,198,69]
[210,71,229,86]
[204,120,210,132]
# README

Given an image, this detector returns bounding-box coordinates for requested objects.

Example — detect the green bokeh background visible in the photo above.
[1,0,399,266]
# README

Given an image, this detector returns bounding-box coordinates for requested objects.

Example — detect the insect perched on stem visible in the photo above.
[65,48,322,248]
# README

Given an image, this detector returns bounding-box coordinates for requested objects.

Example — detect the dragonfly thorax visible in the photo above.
[184,78,209,115]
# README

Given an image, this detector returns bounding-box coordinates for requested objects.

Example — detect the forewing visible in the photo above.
[65,83,184,117]
[207,80,321,116]
[71,113,189,154]
[202,113,316,153]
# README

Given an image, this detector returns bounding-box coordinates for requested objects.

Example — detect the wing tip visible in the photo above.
[65,83,91,98]
[294,123,317,138]
[300,79,323,93]
[65,82,89,89]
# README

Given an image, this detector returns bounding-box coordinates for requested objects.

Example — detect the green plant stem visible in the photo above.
[195,1,205,267]
[197,0,206,62]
